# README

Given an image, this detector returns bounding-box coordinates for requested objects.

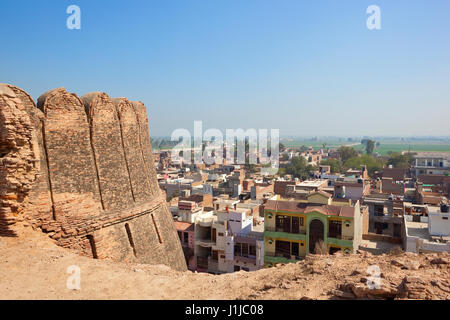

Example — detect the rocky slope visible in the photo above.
[0,222,449,300]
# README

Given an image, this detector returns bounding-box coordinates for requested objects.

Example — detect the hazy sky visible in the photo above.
[1,0,449,137]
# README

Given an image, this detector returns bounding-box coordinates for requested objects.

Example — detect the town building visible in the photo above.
[193,199,265,274]
[413,152,450,177]
[175,221,196,270]
[263,198,363,267]
[403,204,450,253]
[334,178,370,201]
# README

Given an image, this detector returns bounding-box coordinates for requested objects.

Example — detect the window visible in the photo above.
[276,215,291,233]
[183,232,189,243]
[218,232,224,236]
[249,245,256,257]
[443,217,449,220]
[241,243,249,256]
[329,220,342,238]
[234,244,242,256]
[292,242,299,257]
[291,217,299,234]
[275,240,291,258]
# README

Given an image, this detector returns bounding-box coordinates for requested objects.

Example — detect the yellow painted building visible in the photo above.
[264,194,363,267]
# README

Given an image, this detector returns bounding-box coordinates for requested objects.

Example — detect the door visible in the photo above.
[309,219,325,254]
[393,223,401,238]
[291,242,299,258]
[275,240,291,258]
[292,217,300,234]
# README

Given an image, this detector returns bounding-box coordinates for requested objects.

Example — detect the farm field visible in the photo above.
[280,138,450,156]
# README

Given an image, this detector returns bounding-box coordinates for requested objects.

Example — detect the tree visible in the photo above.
[277,167,287,177]
[320,159,343,174]
[344,155,384,175]
[281,153,289,161]
[337,146,358,162]
[387,152,415,169]
[365,139,375,155]
[299,145,308,152]
[286,157,316,180]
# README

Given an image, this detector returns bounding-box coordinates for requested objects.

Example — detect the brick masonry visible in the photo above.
[0,84,187,271]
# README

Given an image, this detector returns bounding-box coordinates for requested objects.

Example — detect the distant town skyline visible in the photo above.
[1,0,449,136]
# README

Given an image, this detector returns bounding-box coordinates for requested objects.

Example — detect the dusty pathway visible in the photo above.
[1,225,449,300]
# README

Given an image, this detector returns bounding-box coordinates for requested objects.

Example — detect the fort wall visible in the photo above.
[0,84,186,271]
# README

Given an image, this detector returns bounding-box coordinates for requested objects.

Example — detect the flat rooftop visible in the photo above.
[405,220,431,240]
[298,180,327,187]
[414,152,450,159]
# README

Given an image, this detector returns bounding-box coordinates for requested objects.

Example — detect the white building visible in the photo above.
[403,205,450,253]
[413,152,450,176]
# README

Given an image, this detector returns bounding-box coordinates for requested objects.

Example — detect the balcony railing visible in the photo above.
[234,232,264,241]
[328,234,354,241]
[265,252,301,261]
[265,226,306,235]
[196,238,215,247]
[196,216,215,227]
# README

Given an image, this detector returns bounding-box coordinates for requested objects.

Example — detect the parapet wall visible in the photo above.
[0,84,186,271]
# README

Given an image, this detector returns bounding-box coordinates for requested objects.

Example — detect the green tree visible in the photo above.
[277,167,287,176]
[320,159,343,174]
[365,139,376,155]
[387,152,415,169]
[344,155,384,175]
[286,157,316,180]
[337,146,358,162]
[299,145,308,152]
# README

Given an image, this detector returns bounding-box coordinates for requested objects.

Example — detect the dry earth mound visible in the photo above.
[1,224,448,300]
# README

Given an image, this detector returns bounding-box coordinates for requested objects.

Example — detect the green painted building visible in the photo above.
[263,195,363,267]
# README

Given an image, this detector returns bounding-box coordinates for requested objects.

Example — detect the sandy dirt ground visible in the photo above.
[1,224,449,300]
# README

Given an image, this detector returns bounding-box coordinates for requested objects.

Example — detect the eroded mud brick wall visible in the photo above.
[0,84,186,271]
[114,98,153,203]
[0,85,39,236]
[38,88,103,222]
[82,92,134,211]
[133,101,160,198]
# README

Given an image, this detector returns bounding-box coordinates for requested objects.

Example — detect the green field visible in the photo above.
[281,138,450,156]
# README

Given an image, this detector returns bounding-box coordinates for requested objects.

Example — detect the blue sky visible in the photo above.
[1,0,449,137]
